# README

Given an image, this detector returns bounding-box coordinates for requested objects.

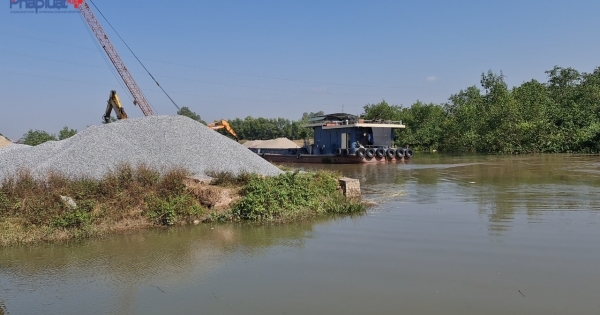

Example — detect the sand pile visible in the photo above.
[249,138,299,149]
[0,136,13,149]
[242,140,264,148]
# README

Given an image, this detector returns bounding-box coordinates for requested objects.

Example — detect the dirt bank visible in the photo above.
[0,167,364,247]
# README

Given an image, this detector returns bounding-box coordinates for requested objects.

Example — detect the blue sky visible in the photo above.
[1,0,600,139]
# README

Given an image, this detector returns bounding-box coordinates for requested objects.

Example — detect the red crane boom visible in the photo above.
[78,0,155,116]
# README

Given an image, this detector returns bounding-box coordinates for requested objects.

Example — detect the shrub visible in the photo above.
[232,170,364,221]
[145,194,203,226]
[157,168,189,196]
[206,170,254,187]
[53,206,92,228]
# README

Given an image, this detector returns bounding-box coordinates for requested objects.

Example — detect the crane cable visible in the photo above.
[87,0,181,111]
[78,10,134,105]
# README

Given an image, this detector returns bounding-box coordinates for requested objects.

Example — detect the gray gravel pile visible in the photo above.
[0,115,282,181]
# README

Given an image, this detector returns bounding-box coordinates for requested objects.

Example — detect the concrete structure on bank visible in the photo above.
[338,177,361,199]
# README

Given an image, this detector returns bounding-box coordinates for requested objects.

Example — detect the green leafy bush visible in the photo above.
[146,194,203,226]
[233,170,363,221]
[53,207,92,228]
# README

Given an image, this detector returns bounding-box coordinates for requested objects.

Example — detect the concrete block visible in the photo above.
[338,177,361,199]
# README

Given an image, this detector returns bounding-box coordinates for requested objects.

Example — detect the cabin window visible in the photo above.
[372,128,392,146]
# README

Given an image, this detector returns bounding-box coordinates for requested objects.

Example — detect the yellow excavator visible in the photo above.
[103,90,128,123]
[208,120,238,141]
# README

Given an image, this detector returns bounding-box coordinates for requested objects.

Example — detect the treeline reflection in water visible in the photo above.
[298,154,600,233]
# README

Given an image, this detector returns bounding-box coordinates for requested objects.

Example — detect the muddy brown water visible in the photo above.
[1,154,600,315]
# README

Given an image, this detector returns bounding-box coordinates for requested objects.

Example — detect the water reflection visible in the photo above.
[0,221,323,315]
[300,154,600,232]
[2,155,600,315]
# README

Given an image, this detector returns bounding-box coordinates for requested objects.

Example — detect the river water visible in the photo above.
[1,154,600,315]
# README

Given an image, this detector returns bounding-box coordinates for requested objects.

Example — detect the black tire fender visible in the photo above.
[375,148,385,158]
[357,148,366,158]
[386,149,396,159]
[366,148,375,158]
[395,149,405,159]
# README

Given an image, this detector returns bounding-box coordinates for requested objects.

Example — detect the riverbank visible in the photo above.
[0,165,364,247]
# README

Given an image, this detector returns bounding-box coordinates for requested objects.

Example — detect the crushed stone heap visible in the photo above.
[0,115,282,181]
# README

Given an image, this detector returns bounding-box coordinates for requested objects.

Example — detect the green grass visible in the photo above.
[230,170,364,222]
[0,166,365,246]
[0,165,206,246]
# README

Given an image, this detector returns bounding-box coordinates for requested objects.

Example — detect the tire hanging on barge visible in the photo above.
[366,148,375,158]
[386,149,396,159]
[395,149,405,159]
[357,148,366,158]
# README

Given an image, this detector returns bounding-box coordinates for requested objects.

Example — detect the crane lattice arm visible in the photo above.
[79,0,155,116]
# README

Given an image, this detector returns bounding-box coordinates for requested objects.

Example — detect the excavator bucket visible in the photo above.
[103,90,128,123]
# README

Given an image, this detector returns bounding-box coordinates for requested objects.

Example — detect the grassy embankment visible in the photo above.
[0,165,364,246]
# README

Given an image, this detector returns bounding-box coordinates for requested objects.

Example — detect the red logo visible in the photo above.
[67,0,83,8]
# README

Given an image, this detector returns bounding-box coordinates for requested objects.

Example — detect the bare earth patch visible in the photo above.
[184,176,241,217]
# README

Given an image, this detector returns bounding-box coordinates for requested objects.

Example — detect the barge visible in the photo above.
[249,113,413,164]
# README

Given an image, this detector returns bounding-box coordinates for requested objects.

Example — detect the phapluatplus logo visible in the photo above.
[9,0,82,13]
[66,0,82,8]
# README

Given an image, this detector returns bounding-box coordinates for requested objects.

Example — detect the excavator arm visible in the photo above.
[103,90,128,123]
[208,120,238,141]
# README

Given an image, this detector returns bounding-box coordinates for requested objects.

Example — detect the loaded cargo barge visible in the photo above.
[249,113,413,164]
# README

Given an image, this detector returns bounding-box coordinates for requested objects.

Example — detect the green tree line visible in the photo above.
[179,106,322,140]
[20,126,77,146]
[17,65,600,154]
[15,109,323,146]
[363,66,600,154]
[225,111,323,141]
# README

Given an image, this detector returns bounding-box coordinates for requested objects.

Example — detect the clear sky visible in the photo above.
[1,0,599,140]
